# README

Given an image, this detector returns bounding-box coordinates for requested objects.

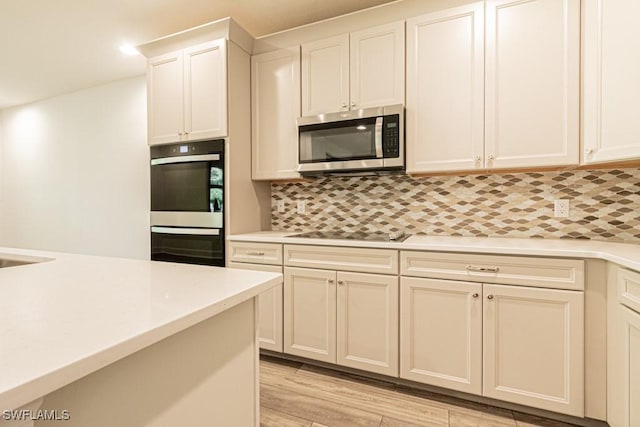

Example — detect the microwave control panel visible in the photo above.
[382,115,400,158]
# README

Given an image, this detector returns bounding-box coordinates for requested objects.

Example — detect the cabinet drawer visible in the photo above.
[284,244,398,275]
[227,261,282,274]
[401,251,584,291]
[618,267,640,313]
[228,242,283,265]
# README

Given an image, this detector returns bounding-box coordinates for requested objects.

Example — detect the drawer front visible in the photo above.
[228,242,283,265]
[284,244,398,275]
[401,251,584,291]
[227,261,282,274]
[618,267,640,313]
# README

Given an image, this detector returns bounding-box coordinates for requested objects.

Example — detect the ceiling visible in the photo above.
[0,0,396,110]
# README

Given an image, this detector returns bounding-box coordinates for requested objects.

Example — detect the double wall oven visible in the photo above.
[150,139,225,266]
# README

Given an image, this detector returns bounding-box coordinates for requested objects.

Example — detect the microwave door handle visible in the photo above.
[151,227,220,236]
[151,154,220,166]
[374,117,383,158]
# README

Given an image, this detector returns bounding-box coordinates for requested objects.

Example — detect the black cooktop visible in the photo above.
[290,231,410,242]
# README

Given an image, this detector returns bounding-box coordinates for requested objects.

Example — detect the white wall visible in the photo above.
[0,76,149,259]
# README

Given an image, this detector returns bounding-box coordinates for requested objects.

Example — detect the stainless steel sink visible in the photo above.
[0,259,36,268]
[0,254,52,269]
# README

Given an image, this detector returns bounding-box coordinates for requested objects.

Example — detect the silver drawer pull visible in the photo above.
[466,265,500,273]
[246,251,265,256]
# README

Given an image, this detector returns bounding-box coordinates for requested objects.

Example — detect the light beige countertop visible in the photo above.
[0,247,281,412]
[228,231,640,271]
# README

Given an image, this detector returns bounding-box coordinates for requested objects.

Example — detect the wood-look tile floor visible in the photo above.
[259,356,579,427]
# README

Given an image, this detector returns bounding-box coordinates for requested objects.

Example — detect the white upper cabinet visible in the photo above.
[301,21,404,116]
[147,39,227,145]
[183,41,227,141]
[407,0,579,173]
[251,47,301,180]
[302,34,349,116]
[406,3,485,173]
[349,21,405,110]
[485,0,580,169]
[583,0,640,164]
[147,52,184,145]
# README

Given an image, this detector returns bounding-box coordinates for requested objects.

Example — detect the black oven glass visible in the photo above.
[151,163,223,212]
[151,230,224,267]
[299,117,378,163]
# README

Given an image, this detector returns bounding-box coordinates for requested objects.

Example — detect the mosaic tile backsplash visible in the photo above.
[271,168,640,242]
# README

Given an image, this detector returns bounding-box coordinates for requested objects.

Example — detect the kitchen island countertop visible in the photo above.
[0,247,281,413]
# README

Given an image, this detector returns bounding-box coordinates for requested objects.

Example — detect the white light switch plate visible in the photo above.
[297,200,306,214]
[277,200,285,213]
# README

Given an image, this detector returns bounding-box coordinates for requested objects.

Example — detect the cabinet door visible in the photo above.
[620,306,640,427]
[147,51,184,145]
[183,39,227,140]
[483,284,584,417]
[350,21,404,110]
[485,0,579,169]
[336,272,398,376]
[406,3,484,173]
[583,0,640,164]
[301,34,349,116]
[228,262,283,352]
[400,277,482,394]
[283,267,336,363]
[251,47,301,180]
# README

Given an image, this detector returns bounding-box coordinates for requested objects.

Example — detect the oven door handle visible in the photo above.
[151,227,220,236]
[374,116,383,158]
[151,154,220,166]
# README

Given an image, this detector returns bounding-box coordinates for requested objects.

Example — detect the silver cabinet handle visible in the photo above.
[374,116,383,158]
[151,226,220,236]
[487,295,494,300]
[341,102,348,108]
[327,279,334,284]
[337,280,344,285]
[466,265,500,273]
[151,154,220,166]
[472,293,479,298]
[350,102,356,107]
[246,251,265,256]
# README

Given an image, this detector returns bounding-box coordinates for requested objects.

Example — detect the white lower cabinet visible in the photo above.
[284,267,336,363]
[401,277,482,394]
[284,266,398,376]
[608,267,640,427]
[337,271,398,376]
[400,252,585,417]
[227,261,283,352]
[227,242,284,353]
[482,284,584,417]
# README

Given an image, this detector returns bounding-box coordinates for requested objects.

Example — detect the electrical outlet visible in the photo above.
[554,199,570,218]
[296,200,306,214]
[276,200,285,213]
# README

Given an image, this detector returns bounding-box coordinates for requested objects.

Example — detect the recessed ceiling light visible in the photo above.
[356,125,367,130]
[119,44,140,56]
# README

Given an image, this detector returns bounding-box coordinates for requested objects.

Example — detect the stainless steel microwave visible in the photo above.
[297,104,404,176]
